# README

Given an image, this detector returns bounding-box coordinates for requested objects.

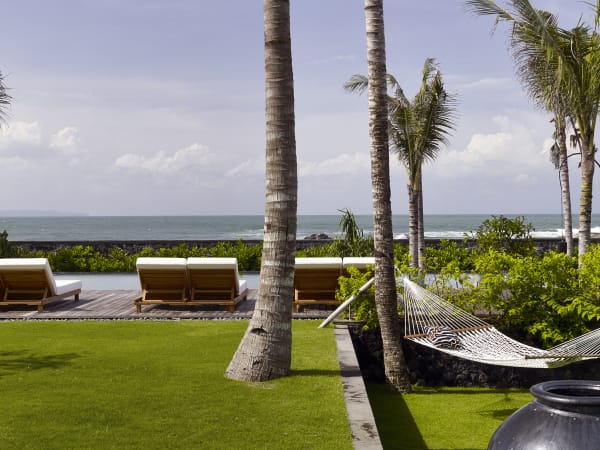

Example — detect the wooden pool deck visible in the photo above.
[0,289,335,320]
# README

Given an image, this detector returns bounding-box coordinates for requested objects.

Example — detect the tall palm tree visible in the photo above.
[390,61,457,269]
[0,71,11,126]
[345,60,458,269]
[363,0,411,392]
[465,0,600,259]
[226,0,297,382]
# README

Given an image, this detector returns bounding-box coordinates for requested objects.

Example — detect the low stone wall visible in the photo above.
[8,237,582,256]
[349,324,600,388]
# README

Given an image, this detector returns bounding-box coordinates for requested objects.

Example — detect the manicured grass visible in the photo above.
[367,383,532,449]
[0,320,352,449]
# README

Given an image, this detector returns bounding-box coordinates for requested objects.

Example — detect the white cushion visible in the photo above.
[343,257,376,269]
[295,257,343,269]
[0,257,49,271]
[186,257,238,269]
[136,257,187,270]
[54,279,82,295]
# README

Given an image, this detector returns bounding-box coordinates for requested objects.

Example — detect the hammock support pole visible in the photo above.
[318,277,375,329]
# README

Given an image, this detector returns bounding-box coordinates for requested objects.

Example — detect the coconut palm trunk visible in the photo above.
[554,116,574,257]
[364,0,412,392]
[407,182,419,267]
[578,132,595,258]
[225,0,297,382]
[417,174,426,270]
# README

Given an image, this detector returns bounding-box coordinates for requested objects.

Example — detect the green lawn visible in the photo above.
[0,320,352,449]
[367,383,532,450]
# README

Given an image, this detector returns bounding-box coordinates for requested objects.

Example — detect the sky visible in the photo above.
[0,0,595,216]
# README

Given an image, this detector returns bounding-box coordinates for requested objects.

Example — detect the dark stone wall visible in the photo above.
[9,237,583,256]
[349,324,600,388]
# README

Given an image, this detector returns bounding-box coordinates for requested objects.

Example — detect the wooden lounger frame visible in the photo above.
[135,269,189,313]
[135,267,248,313]
[188,268,248,313]
[294,268,342,313]
[0,270,80,313]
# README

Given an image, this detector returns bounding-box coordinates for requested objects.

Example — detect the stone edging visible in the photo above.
[334,324,383,449]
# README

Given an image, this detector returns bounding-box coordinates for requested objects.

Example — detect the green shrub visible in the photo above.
[336,266,378,328]
[0,230,12,257]
[471,215,536,256]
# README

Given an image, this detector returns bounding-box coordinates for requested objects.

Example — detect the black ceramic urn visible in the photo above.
[488,379,600,450]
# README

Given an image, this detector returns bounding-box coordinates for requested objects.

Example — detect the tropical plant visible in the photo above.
[345,60,457,270]
[298,209,374,257]
[472,214,536,256]
[226,0,297,382]
[361,0,411,392]
[465,0,600,260]
[0,230,12,258]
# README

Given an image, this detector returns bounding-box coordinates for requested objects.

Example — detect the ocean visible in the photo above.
[1,214,598,241]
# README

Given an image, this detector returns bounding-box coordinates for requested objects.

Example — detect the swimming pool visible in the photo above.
[55,272,260,290]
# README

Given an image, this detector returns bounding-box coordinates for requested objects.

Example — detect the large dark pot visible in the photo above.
[488,380,600,450]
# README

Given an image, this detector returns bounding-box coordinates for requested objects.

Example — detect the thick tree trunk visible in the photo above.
[364,0,411,393]
[555,117,574,257]
[407,182,419,268]
[578,132,595,262]
[225,0,297,382]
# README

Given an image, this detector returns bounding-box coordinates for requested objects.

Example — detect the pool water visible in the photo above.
[55,272,260,290]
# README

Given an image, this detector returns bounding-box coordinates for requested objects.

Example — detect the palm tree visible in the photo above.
[0,71,11,126]
[225,0,297,382]
[345,60,458,269]
[362,0,411,392]
[465,0,600,259]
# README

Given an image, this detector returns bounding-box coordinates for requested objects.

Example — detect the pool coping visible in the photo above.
[334,324,383,449]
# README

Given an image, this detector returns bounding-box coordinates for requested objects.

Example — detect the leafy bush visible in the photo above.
[208,240,262,271]
[471,215,536,256]
[0,230,11,257]
[336,266,379,328]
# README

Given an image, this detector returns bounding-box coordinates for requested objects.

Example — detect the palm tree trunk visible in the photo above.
[555,116,574,257]
[226,0,297,382]
[417,173,426,271]
[407,182,419,268]
[578,132,595,261]
[364,0,411,393]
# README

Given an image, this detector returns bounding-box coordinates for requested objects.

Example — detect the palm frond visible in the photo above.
[0,71,12,125]
[343,74,369,94]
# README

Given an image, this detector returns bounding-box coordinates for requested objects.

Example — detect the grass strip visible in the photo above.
[0,320,352,449]
[367,384,532,449]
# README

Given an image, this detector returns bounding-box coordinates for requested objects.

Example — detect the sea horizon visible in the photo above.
[2,213,599,242]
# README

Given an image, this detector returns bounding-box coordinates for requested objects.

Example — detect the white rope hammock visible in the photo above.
[402,276,600,368]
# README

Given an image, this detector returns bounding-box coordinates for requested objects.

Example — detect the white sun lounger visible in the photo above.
[0,258,81,312]
[293,257,343,312]
[135,257,189,313]
[186,257,248,313]
[342,257,376,273]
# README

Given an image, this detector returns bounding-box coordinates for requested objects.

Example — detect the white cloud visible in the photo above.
[455,77,513,91]
[49,127,88,164]
[299,152,370,177]
[114,143,211,174]
[226,158,264,178]
[50,127,79,151]
[0,121,42,149]
[432,113,551,184]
